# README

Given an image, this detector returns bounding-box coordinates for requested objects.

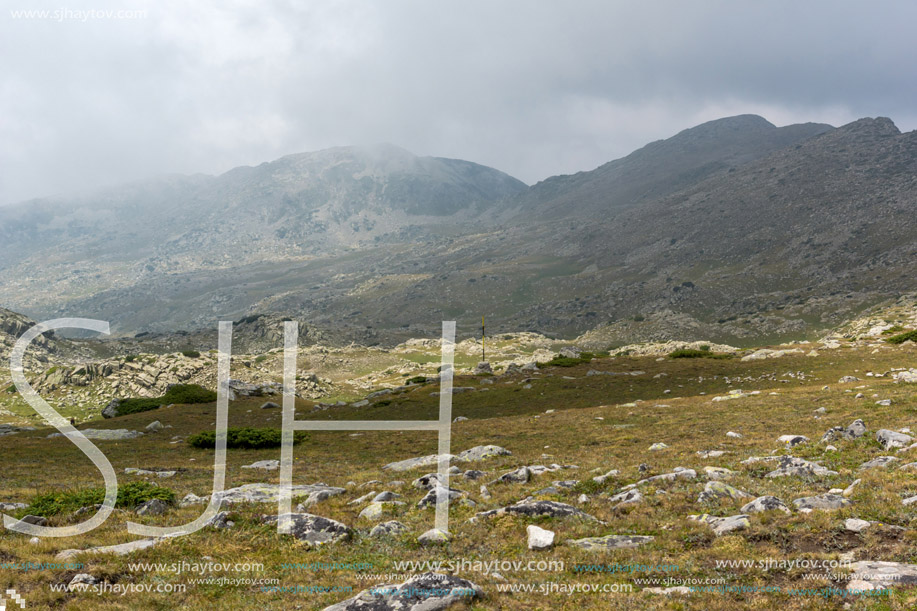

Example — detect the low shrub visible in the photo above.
[406,376,427,385]
[886,330,917,345]
[187,427,308,449]
[117,384,217,416]
[23,481,175,517]
[181,350,201,358]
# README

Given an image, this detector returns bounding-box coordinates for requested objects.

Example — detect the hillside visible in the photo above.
[0,116,915,349]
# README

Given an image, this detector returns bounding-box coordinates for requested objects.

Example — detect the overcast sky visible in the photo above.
[1,0,915,205]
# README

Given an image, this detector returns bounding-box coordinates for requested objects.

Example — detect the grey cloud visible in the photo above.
[1,0,914,204]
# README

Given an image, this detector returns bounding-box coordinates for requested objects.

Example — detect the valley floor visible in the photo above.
[1,338,917,609]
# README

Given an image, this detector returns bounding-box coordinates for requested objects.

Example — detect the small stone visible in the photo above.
[260,401,280,409]
[648,443,668,451]
[845,518,871,533]
[526,525,555,551]
[418,528,451,545]
[135,499,169,516]
[726,431,742,438]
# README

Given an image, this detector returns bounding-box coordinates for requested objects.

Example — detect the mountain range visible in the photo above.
[0,114,914,347]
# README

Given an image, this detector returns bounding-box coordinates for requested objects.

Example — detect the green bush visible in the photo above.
[181,350,201,359]
[117,384,217,416]
[254,355,268,364]
[124,355,137,363]
[6,385,16,394]
[406,376,427,385]
[187,427,307,449]
[886,330,917,345]
[23,482,175,517]
[882,325,905,335]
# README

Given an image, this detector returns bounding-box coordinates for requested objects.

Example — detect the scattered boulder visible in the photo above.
[740,496,791,514]
[417,529,451,545]
[859,456,899,470]
[567,534,654,551]
[369,521,408,538]
[455,445,512,462]
[124,468,176,478]
[495,467,530,484]
[204,511,234,529]
[697,481,751,504]
[215,483,345,504]
[262,513,351,546]
[608,489,643,508]
[145,421,163,432]
[417,486,465,509]
[241,460,280,470]
[47,429,142,441]
[703,467,734,480]
[848,561,917,591]
[323,572,480,610]
[792,494,851,511]
[135,499,169,516]
[776,435,808,447]
[689,513,750,536]
[101,399,121,419]
[845,518,871,533]
[260,401,280,409]
[527,525,554,551]
[877,429,913,450]
[67,573,101,591]
[477,500,599,522]
[648,443,668,451]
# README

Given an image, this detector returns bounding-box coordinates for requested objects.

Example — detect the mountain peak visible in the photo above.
[837,117,900,137]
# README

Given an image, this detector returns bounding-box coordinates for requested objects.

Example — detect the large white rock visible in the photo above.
[526,525,555,551]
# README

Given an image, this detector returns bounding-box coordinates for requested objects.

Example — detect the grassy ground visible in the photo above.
[1,340,916,609]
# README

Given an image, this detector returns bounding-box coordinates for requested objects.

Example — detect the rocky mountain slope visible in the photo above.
[0,116,914,348]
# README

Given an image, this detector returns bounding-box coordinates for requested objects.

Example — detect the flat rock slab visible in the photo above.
[697,481,751,504]
[48,429,142,441]
[689,514,750,536]
[262,513,351,545]
[567,534,654,551]
[792,494,851,511]
[241,460,280,470]
[859,456,899,470]
[369,521,408,538]
[214,483,345,504]
[848,561,917,590]
[743,456,837,478]
[323,572,481,610]
[383,454,457,472]
[635,468,697,486]
[383,446,511,471]
[477,500,599,521]
[56,538,160,560]
[124,468,176,478]
[877,429,914,450]
[740,496,791,514]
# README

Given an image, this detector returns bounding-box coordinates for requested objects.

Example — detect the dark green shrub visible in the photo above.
[23,482,175,517]
[886,330,917,345]
[117,384,217,416]
[124,355,136,363]
[882,325,905,335]
[187,427,307,449]
[181,350,201,359]
[406,376,427,385]
[6,385,16,394]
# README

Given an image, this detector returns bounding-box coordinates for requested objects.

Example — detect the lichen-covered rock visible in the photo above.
[566,534,653,550]
[476,500,599,521]
[262,513,351,545]
[323,572,480,610]
[740,496,791,514]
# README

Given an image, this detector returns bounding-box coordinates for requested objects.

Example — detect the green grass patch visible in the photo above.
[187,427,308,449]
[537,353,595,368]
[22,481,175,517]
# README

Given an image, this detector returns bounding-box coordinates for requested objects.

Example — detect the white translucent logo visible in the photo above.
[4,319,457,538]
